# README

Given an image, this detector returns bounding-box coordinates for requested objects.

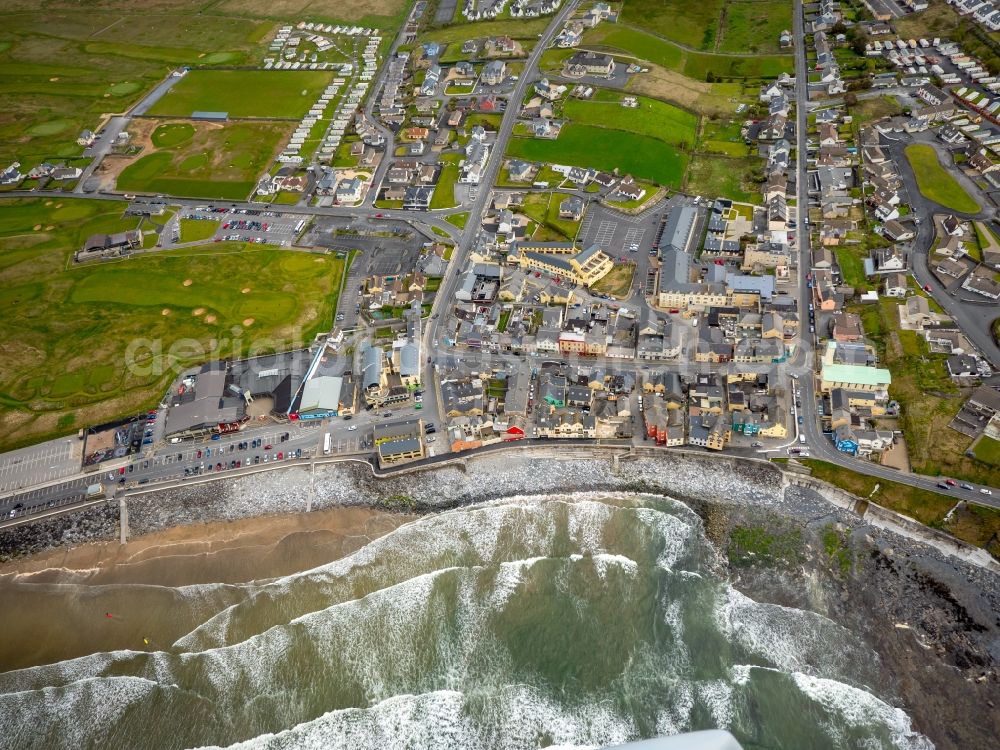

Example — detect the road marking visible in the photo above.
[593,220,617,247]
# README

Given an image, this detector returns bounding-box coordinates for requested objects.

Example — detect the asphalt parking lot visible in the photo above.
[0,437,80,494]
[177,207,303,247]
[305,217,426,327]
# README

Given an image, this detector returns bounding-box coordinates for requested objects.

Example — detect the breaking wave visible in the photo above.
[0,493,931,749]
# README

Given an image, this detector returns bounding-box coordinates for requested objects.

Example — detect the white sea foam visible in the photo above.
[195,685,633,750]
[0,675,158,750]
[654,681,694,736]
[695,680,734,730]
[792,673,934,750]
[0,491,932,750]
[592,553,639,579]
[714,587,879,682]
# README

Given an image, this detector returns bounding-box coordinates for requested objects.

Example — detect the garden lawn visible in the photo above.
[430,156,461,209]
[851,298,999,486]
[973,436,1000,467]
[117,121,286,199]
[506,124,687,187]
[904,144,980,213]
[0,199,345,452]
[147,70,332,119]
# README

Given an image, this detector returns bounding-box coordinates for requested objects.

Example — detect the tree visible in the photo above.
[844,92,858,107]
[851,29,869,57]
[706,71,716,83]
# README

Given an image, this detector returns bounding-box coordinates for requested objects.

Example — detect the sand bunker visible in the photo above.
[183,279,193,287]
[161,309,171,316]
[242,318,255,326]
[241,287,251,294]
[204,314,217,323]
[33,224,41,231]
[192,308,205,316]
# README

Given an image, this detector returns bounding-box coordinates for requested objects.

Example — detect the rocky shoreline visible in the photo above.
[1,451,997,749]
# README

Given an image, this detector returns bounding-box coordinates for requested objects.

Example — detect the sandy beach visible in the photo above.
[0,505,412,672]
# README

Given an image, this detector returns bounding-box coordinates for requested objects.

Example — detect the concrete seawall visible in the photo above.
[4,443,997,574]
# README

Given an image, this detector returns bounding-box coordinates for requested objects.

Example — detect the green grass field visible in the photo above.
[179,217,219,242]
[445,212,469,229]
[151,122,195,148]
[973,435,1000,467]
[118,121,286,199]
[581,23,792,81]
[619,0,725,50]
[0,197,345,452]
[717,1,793,55]
[430,155,461,209]
[684,153,755,201]
[506,124,688,187]
[561,93,698,148]
[147,70,332,119]
[0,6,273,164]
[904,144,980,214]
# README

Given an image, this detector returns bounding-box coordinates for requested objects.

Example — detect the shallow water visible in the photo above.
[0,493,932,749]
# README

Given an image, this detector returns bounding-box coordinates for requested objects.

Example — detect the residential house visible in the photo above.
[559,195,584,220]
[335,177,364,203]
[883,272,909,298]
[481,60,506,85]
[962,265,1000,299]
[565,51,614,77]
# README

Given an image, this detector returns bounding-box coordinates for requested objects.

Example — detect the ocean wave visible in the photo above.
[0,675,159,750]
[715,587,883,687]
[195,685,631,750]
[173,495,696,652]
[791,673,934,750]
[0,491,931,750]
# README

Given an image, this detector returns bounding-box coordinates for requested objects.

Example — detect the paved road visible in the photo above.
[0,189,463,243]
[0,405,388,526]
[75,72,184,194]
[790,0,1000,507]
[876,133,1000,366]
[4,0,1000,530]
[427,0,581,348]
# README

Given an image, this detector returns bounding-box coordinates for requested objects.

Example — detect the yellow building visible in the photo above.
[510,242,613,287]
